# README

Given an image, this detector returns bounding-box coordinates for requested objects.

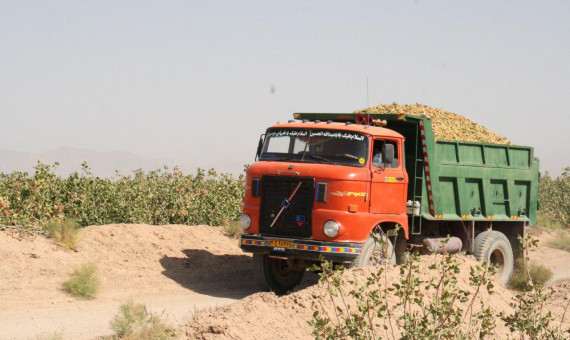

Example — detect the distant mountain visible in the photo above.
[0,147,189,177]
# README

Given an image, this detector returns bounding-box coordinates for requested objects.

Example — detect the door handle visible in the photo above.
[396,177,404,181]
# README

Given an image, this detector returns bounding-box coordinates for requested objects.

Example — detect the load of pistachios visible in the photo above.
[355,103,511,145]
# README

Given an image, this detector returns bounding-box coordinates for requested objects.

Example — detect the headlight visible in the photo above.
[240,214,251,230]
[323,220,339,237]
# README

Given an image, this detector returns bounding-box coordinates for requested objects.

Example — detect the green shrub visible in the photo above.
[510,258,553,291]
[61,262,100,299]
[0,162,244,230]
[121,318,173,340]
[309,232,566,339]
[538,167,570,228]
[536,213,565,230]
[509,259,529,291]
[548,230,570,252]
[45,219,81,249]
[309,252,498,339]
[529,262,554,286]
[110,301,175,339]
[223,220,242,239]
[110,301,148,338]
[501,234,562,339]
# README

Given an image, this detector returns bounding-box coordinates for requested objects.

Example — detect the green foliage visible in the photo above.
[510,258,553,292]
[509,259,532,292]
[308,250,497,339]
[529,263,554,287]
[223,220,243,239]
[536,213,565,230]
[0,162,244,229]
[110,301,176,339]
[538,167,570,228]
[309,231,568,339]
[61,262,100,299]
[501,290,563,340]
[45,219,81,249]
[548,230,570,252]
[110,301,148,338]
[501,233,565,339]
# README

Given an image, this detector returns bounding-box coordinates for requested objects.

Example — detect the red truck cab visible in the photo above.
[239,120,408,293]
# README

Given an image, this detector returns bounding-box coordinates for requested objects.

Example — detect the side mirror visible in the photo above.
[382,143,395,166]
[255,134,265,161]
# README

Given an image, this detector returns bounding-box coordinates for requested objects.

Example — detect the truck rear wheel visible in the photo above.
[473,231,514,285]
[352,231,396,267]
[253,254,305,295]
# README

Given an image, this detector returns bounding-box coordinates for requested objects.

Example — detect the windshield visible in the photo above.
[259,128,369,167]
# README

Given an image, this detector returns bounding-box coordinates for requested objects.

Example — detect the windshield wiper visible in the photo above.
[260,156,302,162]
[308,154,332,164]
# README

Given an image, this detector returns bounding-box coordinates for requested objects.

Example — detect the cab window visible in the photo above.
[372,140,399,168]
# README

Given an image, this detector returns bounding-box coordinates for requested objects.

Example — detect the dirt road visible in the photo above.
[1,292,242,339]
[528,226,570,284]
[0,224,259,339]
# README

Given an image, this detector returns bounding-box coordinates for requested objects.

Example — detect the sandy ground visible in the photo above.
[0,224,260,339]
[0,224,568,339]
[528,226,570,284]
[183,255,517,340]
[182,226,570,340]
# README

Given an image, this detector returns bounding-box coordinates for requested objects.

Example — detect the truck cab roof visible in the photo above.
[268,121,405,139]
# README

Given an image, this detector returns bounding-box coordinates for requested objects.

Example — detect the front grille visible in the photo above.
[259,175,315,238]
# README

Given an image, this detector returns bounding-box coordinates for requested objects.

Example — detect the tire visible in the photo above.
[394,237,407,265]
[473,231,514,285]
[253,254,305,295]
[352,230,396,267]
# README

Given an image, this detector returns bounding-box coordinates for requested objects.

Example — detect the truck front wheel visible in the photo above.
[352,231,396,267]
[253,254,305,295]
[473,231,514,285]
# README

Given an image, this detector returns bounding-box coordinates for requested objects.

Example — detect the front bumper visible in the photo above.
[239,234,363,263]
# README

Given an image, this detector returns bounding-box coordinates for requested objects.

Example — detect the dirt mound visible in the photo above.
[183,254,570,340]
[355,103,512,145]
[183,256,506,339]
[550,281,570,315]
[0,224,251,304]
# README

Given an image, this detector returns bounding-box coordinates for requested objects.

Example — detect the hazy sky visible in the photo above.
[1,1,569,176]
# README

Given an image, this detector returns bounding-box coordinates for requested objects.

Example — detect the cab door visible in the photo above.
[369,138,408,214]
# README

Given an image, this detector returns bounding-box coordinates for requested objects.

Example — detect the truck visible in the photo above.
[238,112,539,293]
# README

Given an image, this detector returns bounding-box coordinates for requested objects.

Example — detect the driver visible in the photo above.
[372,143,383,167]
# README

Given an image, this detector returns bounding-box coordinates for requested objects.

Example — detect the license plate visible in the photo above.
[267,239,294,249]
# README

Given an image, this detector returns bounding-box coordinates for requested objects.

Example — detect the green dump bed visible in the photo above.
[294,113,539,227]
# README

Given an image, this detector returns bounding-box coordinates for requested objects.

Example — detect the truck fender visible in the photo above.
[367,216,409,240]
